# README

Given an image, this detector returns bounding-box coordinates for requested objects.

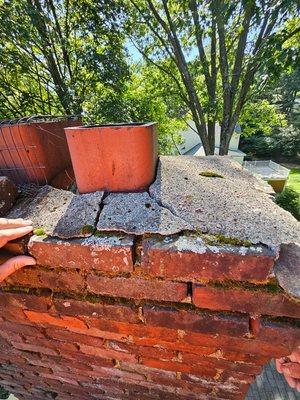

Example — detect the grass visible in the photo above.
[286,168,300,194]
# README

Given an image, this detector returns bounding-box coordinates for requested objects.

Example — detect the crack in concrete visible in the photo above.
[147,187,195,232]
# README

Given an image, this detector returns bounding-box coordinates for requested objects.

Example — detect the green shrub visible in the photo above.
[240,125,300,159]
[275,187,300,220]
[0,386,9,399]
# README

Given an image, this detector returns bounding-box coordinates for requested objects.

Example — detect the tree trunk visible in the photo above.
[207,121,216,155]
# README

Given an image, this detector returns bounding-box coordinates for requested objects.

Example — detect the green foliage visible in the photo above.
[0,386,9,400]
[275,187,300,220]
[0,0,129,117]
[272,126,300,157]
[33,227,47,237]
[83,64,185,154]
[239,100,287,137]
[240,125,300,159]
[287,169,300,193]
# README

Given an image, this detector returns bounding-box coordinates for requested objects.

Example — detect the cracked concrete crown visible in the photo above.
[147,156,300,247]
[6,156,300,247]
[7,186,104,239]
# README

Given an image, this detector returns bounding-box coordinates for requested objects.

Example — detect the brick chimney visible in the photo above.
[1,156,299,400]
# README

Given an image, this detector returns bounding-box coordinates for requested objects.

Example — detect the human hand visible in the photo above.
[0,218,36,282]
[276,347,300,391]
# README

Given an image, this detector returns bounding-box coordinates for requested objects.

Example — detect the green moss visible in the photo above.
[204,233,252,247]
[210,279,284,294]
[94,230,107,238]
[199,171,224,178]
[33,227,47,237]
[81,225,94,235]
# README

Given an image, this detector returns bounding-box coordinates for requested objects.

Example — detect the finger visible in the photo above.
[297,380,300,392]
[0,255,36,282]
[284,375,297,389]
[275,358,285,373]
[0,226,33,245]
[282,363,300,379]
[0,218,33,229]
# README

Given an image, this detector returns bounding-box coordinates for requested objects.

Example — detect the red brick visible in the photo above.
[53,297,139,323]
[39,269,85,292]
[143,305,249,336]
[179,352,262,375]
[6,267,85,294]
[142,358,218,378]
[257,319,300,352]
[81,316,179,343]
[79,343,137,362]
[3,234,31,255]
[0,320,46,338]
[4,266,41,287]
[142,236,274,282]
[24,310,87,330]
[46,327,104,347]
[180,330,288,358]
[193,285,300,318]
[28,235,133,274]
[86,275,188,302]
[107,341,176,362]
[0,292,52,312]
[11,341,59,356]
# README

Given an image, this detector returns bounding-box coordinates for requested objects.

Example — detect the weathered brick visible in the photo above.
[143,305,249,337]
[53,297,140,323]
[46,328,105,348]
[86,275,188,302]
[79,343,137,363]
[3,234,31,255]
[257,319,300,352]
[28,235,133,274]
[38,269,85,292]
[142,236,275,282]
[192,285,300,318]
[3,266,41,288]
[24,311,87,330]
[11,341,59,356]
[0,292,52,312]
[142,357,218,378]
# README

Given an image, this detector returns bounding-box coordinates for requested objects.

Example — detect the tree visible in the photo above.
[127,0,300,155]
[84,63,185,153]
[0,0,129,118]
[239,99,287,137]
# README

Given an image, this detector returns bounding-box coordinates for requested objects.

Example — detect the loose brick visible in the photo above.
[29,235,134,274]
[4,266,41,288]
[3,234,31,255]
[86,275,188,302]
[142,236,275,282]
[192,285,300,318]
[143,305,249,337]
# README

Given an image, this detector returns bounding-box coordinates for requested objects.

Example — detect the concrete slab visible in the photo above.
[97,192,192,235]
[7,186,103,239]
[149,156,300,247]
[274,243,300,298]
